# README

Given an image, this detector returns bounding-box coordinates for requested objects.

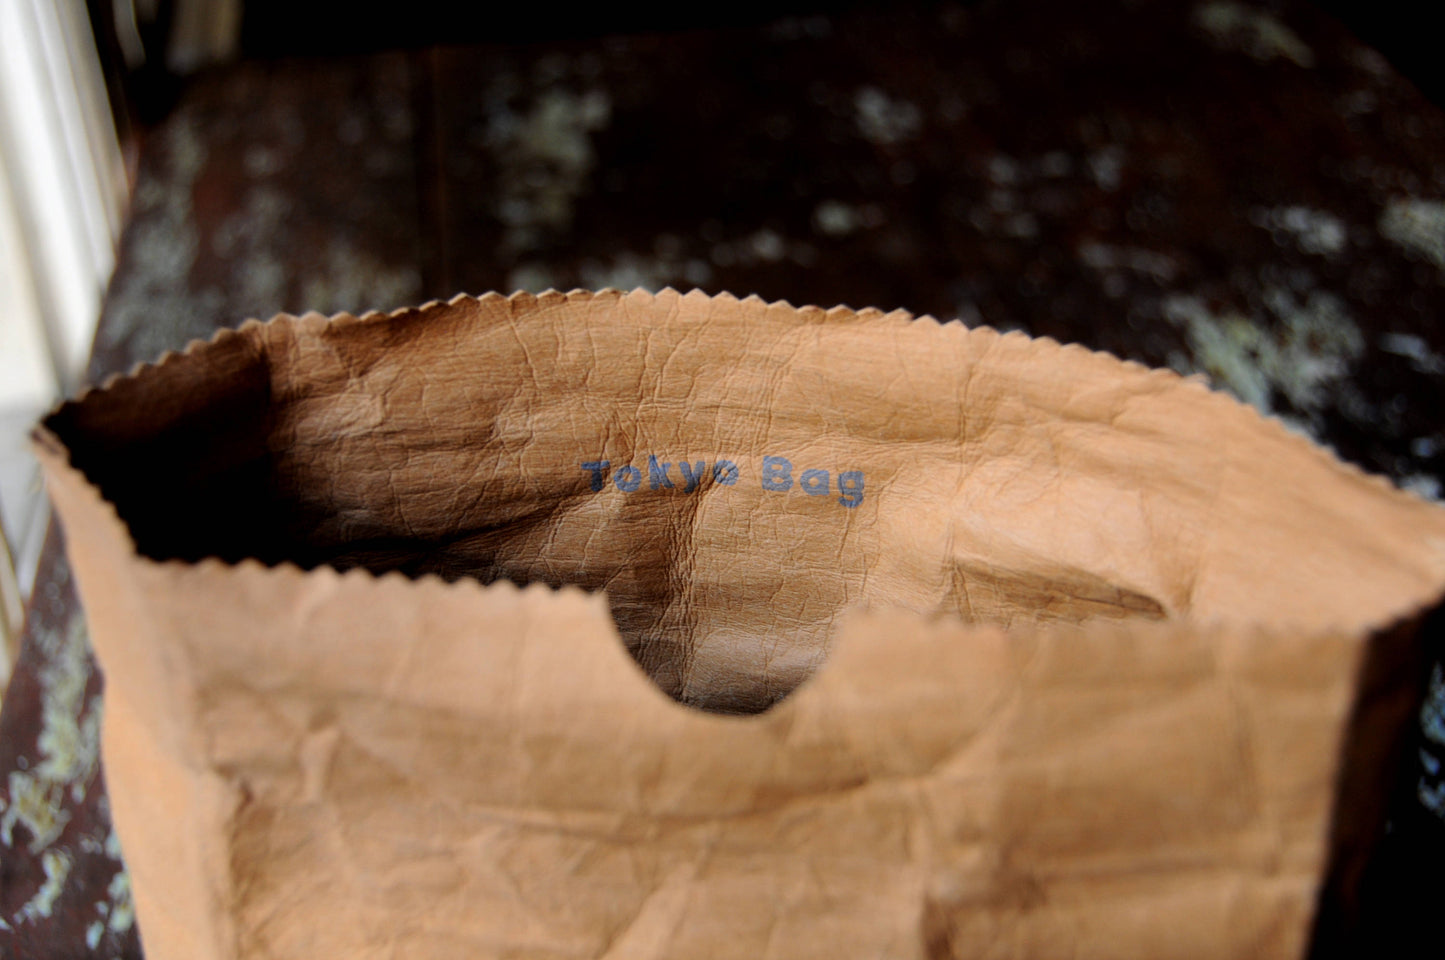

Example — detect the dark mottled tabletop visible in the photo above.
[4,1,1445,955]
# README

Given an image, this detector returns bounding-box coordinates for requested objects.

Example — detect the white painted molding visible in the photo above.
[0,0,127,611]
[0,0,126,400]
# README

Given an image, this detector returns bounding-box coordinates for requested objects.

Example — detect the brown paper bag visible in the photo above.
[33,289,1445,959]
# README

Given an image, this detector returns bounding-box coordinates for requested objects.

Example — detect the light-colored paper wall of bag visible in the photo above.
[33,289,1445,958]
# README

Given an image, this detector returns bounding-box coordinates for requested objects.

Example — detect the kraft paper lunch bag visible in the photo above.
[33,288,1445,959]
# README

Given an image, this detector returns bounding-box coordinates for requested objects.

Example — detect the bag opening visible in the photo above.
[42,291,1443,713]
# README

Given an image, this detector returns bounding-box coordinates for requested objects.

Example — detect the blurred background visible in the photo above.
[4,0,1445,638]
[3,0,1445,659]
[3,0,1445,954]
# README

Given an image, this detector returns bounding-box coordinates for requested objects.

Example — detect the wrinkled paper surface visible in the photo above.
[33,289,1445,958]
